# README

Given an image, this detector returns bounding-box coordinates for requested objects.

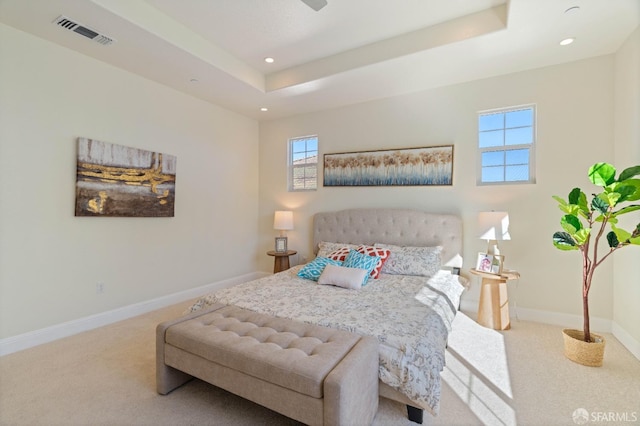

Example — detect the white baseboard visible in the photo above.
[459,299,640,360]
[611,321,640,360]
[0,272,269,357]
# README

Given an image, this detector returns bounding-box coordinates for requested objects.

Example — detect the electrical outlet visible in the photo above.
[96,282,105,294]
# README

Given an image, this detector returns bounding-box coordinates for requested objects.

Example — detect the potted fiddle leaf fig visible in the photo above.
[552,162,640,366]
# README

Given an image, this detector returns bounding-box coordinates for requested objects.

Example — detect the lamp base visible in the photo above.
[486,240,500,256]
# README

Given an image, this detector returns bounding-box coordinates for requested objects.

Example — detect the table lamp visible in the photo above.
[477,211,510,256]
[273,210,293,252]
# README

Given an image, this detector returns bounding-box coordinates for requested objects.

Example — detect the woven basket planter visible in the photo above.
[562,329,605,367]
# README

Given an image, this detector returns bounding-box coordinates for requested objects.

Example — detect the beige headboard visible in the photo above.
[313,208,463,268]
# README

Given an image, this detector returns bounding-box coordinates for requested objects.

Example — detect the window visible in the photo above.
[478,105,535,185]
[288,135,318,191]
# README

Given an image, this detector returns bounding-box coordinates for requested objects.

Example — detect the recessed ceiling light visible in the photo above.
[560,38,575,46]
[264,57,274,64]
[260,107,268,112]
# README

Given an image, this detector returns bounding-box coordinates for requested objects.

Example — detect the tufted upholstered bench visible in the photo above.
[156,303,379,425]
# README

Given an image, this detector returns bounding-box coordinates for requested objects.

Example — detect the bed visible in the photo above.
[186,208,467,420]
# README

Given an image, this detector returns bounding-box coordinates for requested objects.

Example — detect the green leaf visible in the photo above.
[553,231,578,250]
[606,231,620,248]
[605,215,618,225]
[589,163,616,186]
[603,191,621,206]
[630,224,640,245]
[592,195,609,214]
[553,195,570,213]
[554,194,582,215]
[568,188,581,204]
[611,224,630,244]
[612,204,640,217]
[616,179,640,201]
[574,228,591,245]
[560,214,582,234]
[552,195,567,205]
[618,165,640,181]
[567,188,589,215]
[608,182,639,203]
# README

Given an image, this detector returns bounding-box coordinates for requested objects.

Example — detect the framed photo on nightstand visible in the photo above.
[476,252,493,273]
[476,252,504,275]
[275,237,288,253]
[491,255,504,275]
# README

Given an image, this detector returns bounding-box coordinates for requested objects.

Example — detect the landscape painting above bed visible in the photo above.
[323,145,453,186]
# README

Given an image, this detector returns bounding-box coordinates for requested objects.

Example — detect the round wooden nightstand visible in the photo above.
[267,250,297,273]
[470,268,520,330]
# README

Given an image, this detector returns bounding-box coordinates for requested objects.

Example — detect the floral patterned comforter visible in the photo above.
[185,266,467,415]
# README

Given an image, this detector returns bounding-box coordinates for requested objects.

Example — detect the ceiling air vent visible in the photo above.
[52,15,115,46]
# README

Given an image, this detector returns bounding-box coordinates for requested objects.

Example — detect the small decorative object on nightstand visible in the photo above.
[470,268,520,330]
[267,250,297,273]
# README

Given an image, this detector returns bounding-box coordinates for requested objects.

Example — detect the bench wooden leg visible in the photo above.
[407,405,423,424]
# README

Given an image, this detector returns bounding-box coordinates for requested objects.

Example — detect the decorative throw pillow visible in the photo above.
[342,249,381,286]
[375,244,443,277]
[325,246,353,262]
[297,257,343,281]
[318,264,367,290]
[356,245,391,279]
[317,241,359,258]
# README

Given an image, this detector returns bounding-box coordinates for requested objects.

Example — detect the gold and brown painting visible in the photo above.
[75,138,177,217]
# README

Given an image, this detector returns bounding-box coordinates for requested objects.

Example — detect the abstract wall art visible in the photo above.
[75,137,177,217]
[323,145,453,186]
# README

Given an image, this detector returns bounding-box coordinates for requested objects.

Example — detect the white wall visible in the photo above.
[613,27,640,351]
[2,21,637,357]
[259,55,620,327]
[0,24,260,339]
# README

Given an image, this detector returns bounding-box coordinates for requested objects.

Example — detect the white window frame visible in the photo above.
[288,135,318,191]
[477,104,536,185]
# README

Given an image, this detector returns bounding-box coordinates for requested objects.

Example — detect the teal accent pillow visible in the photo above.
[343,249,381,286]
[298,257,343,281]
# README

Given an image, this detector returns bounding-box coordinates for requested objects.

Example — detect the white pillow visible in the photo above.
[374,244,443,276]
[317,264,367,290]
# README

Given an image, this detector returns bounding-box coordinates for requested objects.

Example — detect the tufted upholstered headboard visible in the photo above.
[313,208,463,268]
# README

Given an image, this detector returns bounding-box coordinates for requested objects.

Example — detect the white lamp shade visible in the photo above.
[273,211,294,231]
[478,211,511,241]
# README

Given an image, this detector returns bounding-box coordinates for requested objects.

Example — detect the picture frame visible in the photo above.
[275,237,288,253]
[476,252,494,273]
[323,145,453,187]
[491,255,504,275]
[75,137,177,217]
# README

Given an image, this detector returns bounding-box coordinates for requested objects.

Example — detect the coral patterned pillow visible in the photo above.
[325,246,353,262]
[317,241,359,258]
[356,245,391,279]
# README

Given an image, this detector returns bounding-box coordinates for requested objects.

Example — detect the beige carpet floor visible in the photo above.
[1,300,638,426]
